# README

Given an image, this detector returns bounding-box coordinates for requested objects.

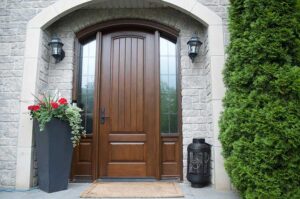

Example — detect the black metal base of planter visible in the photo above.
[34,118,73,193]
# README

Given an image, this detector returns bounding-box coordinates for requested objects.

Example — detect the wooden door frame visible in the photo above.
[76,19,179,43]
[73,19,182,181]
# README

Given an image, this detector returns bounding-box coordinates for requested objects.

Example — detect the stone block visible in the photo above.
[183,110,200,117]
[0,43,10,56]
[192,103,206,110]
[213,146,231,190]
[0,146,16,161]
[182,89,200,96]
[182,76,206,89]
[0,170,16,186]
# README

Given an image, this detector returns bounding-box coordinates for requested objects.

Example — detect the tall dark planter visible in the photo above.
[34,118,73,193]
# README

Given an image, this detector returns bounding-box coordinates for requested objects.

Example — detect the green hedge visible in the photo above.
[219,1,300,198]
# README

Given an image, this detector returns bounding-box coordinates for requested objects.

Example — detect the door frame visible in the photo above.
[72,19,182,181]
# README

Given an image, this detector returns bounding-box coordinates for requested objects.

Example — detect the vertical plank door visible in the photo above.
[99,31,159,178]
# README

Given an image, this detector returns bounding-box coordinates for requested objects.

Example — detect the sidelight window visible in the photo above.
[78,39,96,134]
[160,37,178,134]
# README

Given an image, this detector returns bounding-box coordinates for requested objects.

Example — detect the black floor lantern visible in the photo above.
[187,138,211,188]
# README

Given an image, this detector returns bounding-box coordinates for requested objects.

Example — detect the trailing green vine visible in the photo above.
[65,106,86,147]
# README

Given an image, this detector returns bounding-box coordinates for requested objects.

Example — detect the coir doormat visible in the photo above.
[80,182,184,198]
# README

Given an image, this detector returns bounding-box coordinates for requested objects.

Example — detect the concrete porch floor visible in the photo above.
[0,183,240,199]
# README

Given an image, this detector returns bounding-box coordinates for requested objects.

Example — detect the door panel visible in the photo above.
[71,135,93,181]
[107,163,147,177]
[161,137,180,178]
[110,143,145,161]
[99,31,159,178]
[111,37,144,132]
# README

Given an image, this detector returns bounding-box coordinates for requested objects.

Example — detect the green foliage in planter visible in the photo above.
[65,106,86,146]
[219,0,300,198]
[28,94,86,147]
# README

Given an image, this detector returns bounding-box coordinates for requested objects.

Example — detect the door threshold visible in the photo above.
[97,177,157,182]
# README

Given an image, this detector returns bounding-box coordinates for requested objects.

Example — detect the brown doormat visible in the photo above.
[80,182,184,198]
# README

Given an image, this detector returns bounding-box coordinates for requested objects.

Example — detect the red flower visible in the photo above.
[28,105,34,111]
[51,102,59,109]
[58,98,68,105]
[28,105,40,111]
[33,105,40,111]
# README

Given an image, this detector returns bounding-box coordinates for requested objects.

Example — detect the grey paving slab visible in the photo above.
[0,183,240,199]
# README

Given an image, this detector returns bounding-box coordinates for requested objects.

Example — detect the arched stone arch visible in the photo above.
[16,0,229,191]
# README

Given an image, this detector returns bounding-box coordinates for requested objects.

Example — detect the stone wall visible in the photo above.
[0,0,229,188]
[198,0,230,45]
[0,0,55,188]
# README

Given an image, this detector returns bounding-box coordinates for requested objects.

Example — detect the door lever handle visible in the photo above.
[100,108,106,124]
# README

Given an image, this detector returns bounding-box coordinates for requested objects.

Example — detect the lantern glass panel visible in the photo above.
[195,44,200,54]
[51,43,61,55]
[190,45,197,54]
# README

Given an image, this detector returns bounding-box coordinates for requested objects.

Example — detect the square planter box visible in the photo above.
[34,118,73,193]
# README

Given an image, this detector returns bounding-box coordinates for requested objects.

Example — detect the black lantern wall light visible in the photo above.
[48,37,65,63]
[187,35,202,63]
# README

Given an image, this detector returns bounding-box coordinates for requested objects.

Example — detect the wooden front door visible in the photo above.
[71,20,182,181]
[98,31,160,178]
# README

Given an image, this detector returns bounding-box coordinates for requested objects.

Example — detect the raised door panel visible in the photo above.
[161,137,180,177]
[110,143,145,162]
[71,136,93,181]
[111,37,144,132]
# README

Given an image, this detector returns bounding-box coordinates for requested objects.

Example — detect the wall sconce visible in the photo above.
[187,35,202,63]
[48,37,65,63]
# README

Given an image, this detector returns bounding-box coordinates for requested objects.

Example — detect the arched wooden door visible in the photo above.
[99,31,160,178]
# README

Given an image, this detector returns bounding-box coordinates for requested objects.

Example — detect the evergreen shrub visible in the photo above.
[219,0,300,198]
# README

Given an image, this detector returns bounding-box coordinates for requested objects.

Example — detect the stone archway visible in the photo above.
[16,0,229,190]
